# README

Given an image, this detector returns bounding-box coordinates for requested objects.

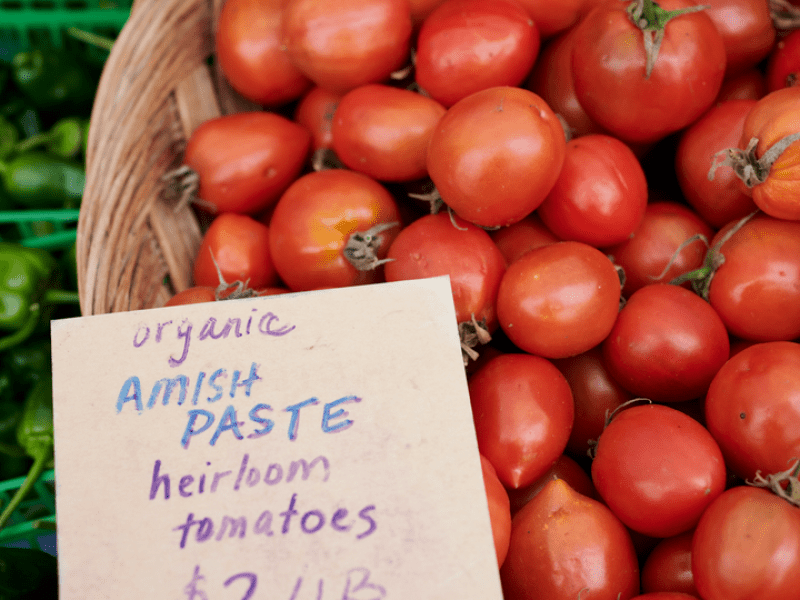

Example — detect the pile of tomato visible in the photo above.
[161,0,800,598]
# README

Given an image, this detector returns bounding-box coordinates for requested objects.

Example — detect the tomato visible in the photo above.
[536,133,648,247]
[550,346,634,458]
[215,0,311,106]
[480,454,512,568]
[766,28,800,92]
[602,284,729,403]
[496,241,621,359]
[293,86,342,152]
[193,213,280,290]
[524,27,604,138]
[281,0,412,93]
[164,286,217,307]
[605,202,714,297]
[675,99,758,229]
[705,213,800,341]
[513,0,594,39]
[629,594,701,600]
[268,169,401,291]
[501,479,640,600]
[330,84,446,182]
[641,531,699,597]
[703,0,776,76]
[571,0,726,145]
[426,86,567,228]
[721,86,800,220]
[692,486,800,600]
[414,0,541,108]
[704,341,800,482]
[408,0,448,25]
[384,212,507,336]
[591,403,727,538]
[489,213,558,266]
[716,67,767,102]
[468,353,574,490]
[506,453,596,516]
[181,112,310,215]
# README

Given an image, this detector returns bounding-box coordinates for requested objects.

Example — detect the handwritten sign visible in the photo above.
[50,277,503,599]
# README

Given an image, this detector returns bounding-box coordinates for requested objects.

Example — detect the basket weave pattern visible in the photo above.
[77,0,259,315]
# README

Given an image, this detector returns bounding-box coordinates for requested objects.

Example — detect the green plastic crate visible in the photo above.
[0,0,132,63]
[0,469,56,551]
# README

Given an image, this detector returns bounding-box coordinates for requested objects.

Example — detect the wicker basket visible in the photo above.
[77,0,262,315]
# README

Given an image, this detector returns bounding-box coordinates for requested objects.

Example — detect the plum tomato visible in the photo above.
[765,28,800,92]
[480,454,512,568]
[426,86,567,228]
[703,0,776,77]
[181,112,310,215]
[641,531,699,597]
[268,169,401,291]
[293,86,343,152]
[414,0,540,108]
[704,340,800,482]
[468,353,574,490]
[536,133,648,247]
[501,479,640,600]
[716,67,766,102]
[281,0,413,94]
[489,212,558,266]
[705,212,800,341]
[692,486,800,600]
[164,286,217,307]
[550,346,634,458]
[602,284,729,403]
[675,99,758,229]
[512,0,594,38]
[496,241,621,359]
[506,453,596,516]
[330,84,446,182]
[571,0,726,145]
[192,213,280,291]
[591,403,727,538]
[605,202,714,298]
[215,0,311,106]
[384,211,507,334]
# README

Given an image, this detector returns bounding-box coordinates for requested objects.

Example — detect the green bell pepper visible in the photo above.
[0,374,54,531]
[0,547,58,599]
[11,48,96,112]
[0,151,85,209]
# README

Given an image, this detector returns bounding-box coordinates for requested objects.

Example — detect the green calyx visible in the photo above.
[626,0,710,78]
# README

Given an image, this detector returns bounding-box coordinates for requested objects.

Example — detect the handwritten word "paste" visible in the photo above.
[133,307,296,367]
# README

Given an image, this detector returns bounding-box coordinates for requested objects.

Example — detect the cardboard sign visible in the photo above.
[50,276,503,600]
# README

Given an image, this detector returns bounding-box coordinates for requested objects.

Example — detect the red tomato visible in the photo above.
[705,341,800,482]
[725,86,800,219]
[629,594,701,600]
[414,0,541,108]
[496,241,621,359]
[716,68,767,102]
[268,169,401,291]
[766,28,800,92]
[524,27,605,138]
[408,0,448,25]
[675,99,758,229]
[706,213,800,341]
[641,531,700,597]
[215,0,311,106]
[480,454,512,568]
[513,0,591,38]
[281,0,412,93]
[468,353,574,490]
[331,84,446,182]
[385,212,507,332]
[605,202,714,297]
[550,346,634,458]
[426,86,567,228]
[536,134,648,247]
[506,453,596,515]
[571,0,726,144]
[591,403,727,538]
[501,479,640,600]
[703,0,776,76]
[182,112,310,215]
[489,213,558,265]
[293,86,342,152]
[193,213,280,290]
[164,286,217,307]
[692,486,800,600]
[602,284,729,403]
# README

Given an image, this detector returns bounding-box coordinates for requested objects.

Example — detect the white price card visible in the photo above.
[50,276,503,600]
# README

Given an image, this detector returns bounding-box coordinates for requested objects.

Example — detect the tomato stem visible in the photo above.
[655,233,710,283]
[343,221,399,271]
[749,458,800,507]
[459,314,492,366]
[626,0,710,77]
[710,132,800,188]
[770,0,800,30]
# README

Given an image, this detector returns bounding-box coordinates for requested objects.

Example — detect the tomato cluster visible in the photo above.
[164,0,800,598]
